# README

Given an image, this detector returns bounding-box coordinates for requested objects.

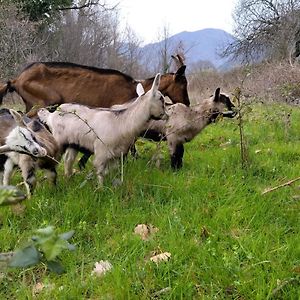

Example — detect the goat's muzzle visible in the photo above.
[223,110,237,118]
[32,146,47,157]
[160,112,169,120]
[151,112,168,121]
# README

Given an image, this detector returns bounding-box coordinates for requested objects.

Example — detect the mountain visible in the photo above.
[141,28,237,71]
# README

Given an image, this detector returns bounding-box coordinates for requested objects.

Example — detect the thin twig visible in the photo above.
[46,154,60,164]
[262,176,300,195]
[120,152,124,183]
[58,108,115,157]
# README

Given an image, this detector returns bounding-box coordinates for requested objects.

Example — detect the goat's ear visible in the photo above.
[175,65,186,78]
[213,88,221,102]
[31,120,43,132]
[136,83,145,96]
[9,109,26,127]
[150,73,161,93]
[37,108,49,122]
[172,54,185,68]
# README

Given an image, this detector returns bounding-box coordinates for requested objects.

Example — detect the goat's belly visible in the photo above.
[140,130,166,142]
[109,143,132,157]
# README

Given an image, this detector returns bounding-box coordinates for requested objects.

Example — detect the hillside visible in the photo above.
[141,28,237,71]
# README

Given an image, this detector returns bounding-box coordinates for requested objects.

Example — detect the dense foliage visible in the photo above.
[14,0,72,21]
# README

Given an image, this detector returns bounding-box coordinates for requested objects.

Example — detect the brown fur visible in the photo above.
[0,61,189,112]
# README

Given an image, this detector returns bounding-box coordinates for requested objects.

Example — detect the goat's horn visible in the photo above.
[0,145,11,154]
[171,54,184,68]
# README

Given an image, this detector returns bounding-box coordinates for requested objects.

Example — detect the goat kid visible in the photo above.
[0,109,47,156]
[140,88,236,169]
[38,73,166,186]
[0,109,59,196]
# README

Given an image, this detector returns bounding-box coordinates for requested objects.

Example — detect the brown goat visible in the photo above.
[0,56,189,112]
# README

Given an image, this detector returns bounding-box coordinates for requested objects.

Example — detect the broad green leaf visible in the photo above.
[59,230,75,241]
[36,226,55,236]
[9,245,40,268]
[46,260,65,274]
[0,187,26,206]
[66,242,76,251]
[40,238,68,261]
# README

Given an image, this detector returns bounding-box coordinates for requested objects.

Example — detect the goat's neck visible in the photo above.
[142,75,168,94]
[191,99,216,127]
[118,98,152,138]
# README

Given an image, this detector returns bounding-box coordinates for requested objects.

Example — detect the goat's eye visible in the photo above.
[31,134,38,143]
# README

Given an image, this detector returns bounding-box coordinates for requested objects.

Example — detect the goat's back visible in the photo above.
[13,62,138,109]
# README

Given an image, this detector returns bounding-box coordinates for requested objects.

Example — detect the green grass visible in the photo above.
[0,103,300,299]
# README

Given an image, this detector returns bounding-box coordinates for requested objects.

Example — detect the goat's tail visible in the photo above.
[0,81,13,105]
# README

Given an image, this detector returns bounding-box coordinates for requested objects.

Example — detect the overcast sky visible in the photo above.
[116,0,238,44]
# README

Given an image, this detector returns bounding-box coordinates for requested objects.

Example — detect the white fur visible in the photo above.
[136,83,145,96]
[38,73,165,185]
[5,126,47,157]
[0,112,59,197]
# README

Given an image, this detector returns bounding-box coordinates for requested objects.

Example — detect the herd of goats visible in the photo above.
[0,55,236,197]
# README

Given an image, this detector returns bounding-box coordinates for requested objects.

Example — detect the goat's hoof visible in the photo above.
[65,169,78,177]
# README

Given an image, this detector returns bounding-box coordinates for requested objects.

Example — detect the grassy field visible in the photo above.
[0,102,300,299]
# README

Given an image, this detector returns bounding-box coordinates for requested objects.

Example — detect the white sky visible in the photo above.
[115,0,238,44]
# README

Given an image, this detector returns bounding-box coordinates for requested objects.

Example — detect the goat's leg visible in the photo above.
[44,167,57,185]
[3,158,15,186]
[0,154,7,184]
[170,143,184,170]
[95,165,106,186]
[93,154,108,187]
[129,141,138,159]
[19,156,36,197]
[64,148,78,177]
[78,152,92,170]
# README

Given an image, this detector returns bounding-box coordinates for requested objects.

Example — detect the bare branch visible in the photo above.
[58,1,119,11]
[262,176,300,195]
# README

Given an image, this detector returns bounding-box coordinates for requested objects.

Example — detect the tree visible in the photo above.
[0,2,39,79]
[223,0,300,62]
[158,24,172,74]
[12,0,109,22]
[0,0,142,80]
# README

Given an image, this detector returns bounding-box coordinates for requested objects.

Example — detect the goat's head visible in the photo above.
[5,110,47,157]
[211,88,236,119]
[159,55,190,107]
[142,74,167,121]
[37,108,51,128]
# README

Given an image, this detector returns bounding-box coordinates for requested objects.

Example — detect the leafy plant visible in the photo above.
[9,226,75,274]
[0,186,26,206]
[233,78,251,169]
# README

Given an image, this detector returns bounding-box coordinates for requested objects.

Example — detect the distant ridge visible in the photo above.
[141,28,237,71]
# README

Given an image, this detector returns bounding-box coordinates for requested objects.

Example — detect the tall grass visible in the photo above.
[0,103,299,299]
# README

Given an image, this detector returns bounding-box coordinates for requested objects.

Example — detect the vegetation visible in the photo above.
[0,102,299,298]
[223,0,300,63]
[0,0,299,298]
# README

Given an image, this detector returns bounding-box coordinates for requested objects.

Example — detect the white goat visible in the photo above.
[2,116,59,196]
[0,109,47,156]
[140,88,236,169]
[38,73,165,185]
[0,109,48,192]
